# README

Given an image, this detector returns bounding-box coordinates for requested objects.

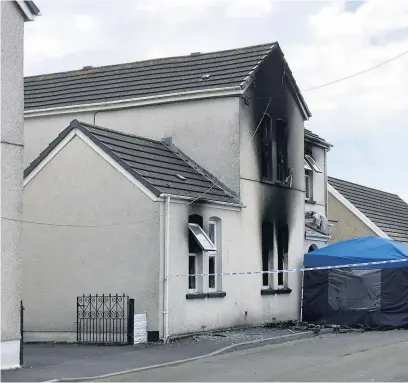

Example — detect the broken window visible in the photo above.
[262,222,274,287]
[260,116,289,184]
[261,114,273,181]
[277,225,289,287]
[276,119,288,182]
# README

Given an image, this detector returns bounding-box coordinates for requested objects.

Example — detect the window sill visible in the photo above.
[261,287,292,296]
[305,199,316,204]
[186,292,227,300]
[207,291,226,299]
[186,293,207,300]
[261,179,290,189]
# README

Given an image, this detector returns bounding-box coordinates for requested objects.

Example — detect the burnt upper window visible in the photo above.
[276,119,288,182]
[260,115,288,183]
[260,114,273,181]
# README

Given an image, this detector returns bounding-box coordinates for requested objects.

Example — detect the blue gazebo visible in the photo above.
[302,236,408,328]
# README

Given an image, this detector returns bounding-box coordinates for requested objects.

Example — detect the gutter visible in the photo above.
[24,86,243,118]
[159,193,245,209]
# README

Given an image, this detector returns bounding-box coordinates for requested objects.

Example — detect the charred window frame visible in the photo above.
[276,119,288,183]
[277,225,289,287]
[262,222,274,287]
[260,115,288,183]
[261,113,273,181]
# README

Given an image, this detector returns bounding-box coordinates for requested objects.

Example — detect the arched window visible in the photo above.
[308,244,318,253]
[209,217,222,291]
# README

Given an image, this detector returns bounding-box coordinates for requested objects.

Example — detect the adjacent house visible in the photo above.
[22,42,311,340]
[328,177,408,244]
[1,0,40,370]
[303,129,332,253]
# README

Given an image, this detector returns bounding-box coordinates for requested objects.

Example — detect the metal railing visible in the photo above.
[77,294,134,344]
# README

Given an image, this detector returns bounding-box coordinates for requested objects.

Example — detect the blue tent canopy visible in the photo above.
[304,236,408,269]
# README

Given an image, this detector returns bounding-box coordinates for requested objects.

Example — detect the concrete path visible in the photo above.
[97,330,408,382]
[1,326,311,382]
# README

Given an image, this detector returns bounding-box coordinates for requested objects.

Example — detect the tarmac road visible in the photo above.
[98,330,408,382]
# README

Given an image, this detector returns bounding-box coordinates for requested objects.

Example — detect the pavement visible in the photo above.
[1,325,323,382]
[97,329,408,382]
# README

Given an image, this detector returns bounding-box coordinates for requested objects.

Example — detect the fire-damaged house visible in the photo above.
[22,42,324,341]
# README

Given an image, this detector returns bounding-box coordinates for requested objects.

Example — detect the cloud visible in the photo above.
[23,0,408,203]
[293,0,408,202]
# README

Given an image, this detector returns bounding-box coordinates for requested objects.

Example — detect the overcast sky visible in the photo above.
[24,0,408,202]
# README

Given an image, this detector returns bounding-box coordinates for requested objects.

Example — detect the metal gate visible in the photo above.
[77,294,134,344]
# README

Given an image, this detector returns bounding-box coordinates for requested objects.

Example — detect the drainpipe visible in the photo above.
[163,196,171,343]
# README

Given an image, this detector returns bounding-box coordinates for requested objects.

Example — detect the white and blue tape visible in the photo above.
[168,258,408,278]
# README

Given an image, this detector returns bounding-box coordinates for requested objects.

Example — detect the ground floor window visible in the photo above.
[277,225,289,286]
[189,253,197,291]
[208,220,217,290]
[209,255,216,289]
[262,222,274,287]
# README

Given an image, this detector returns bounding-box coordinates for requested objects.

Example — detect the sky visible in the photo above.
[24,0,408,203]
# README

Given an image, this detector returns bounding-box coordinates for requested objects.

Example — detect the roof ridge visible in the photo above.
[25,42,278,79]
[328,176,401,198]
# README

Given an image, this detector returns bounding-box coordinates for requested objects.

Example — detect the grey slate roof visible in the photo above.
[24,120,241,205]
[25,1,40,15]
[329,177,408,243]
[305,129,332,148]
[24,42,310,116]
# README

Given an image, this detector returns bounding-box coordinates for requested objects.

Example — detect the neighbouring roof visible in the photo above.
[329,177,408,243]
[15,1,41,21]
[24,42,310,116]
[304,129,332,149]
[24,120,242,206]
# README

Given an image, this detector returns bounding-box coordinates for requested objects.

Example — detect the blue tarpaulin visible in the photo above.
[304,236,408,269]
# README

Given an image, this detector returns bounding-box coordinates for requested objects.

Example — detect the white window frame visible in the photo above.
[208,221,217,291]
[304,159,312,171]
[188,223,217,251]
[305,154,322,173]
[188,253,198,292]
[305,170,313,201]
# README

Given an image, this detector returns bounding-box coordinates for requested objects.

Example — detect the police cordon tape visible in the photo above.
[168,258,408,278]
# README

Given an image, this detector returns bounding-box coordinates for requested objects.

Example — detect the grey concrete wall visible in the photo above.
[328,192,376,244]
[24,97,241,194]
[1,0,25,343]
[22,136,161,334]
